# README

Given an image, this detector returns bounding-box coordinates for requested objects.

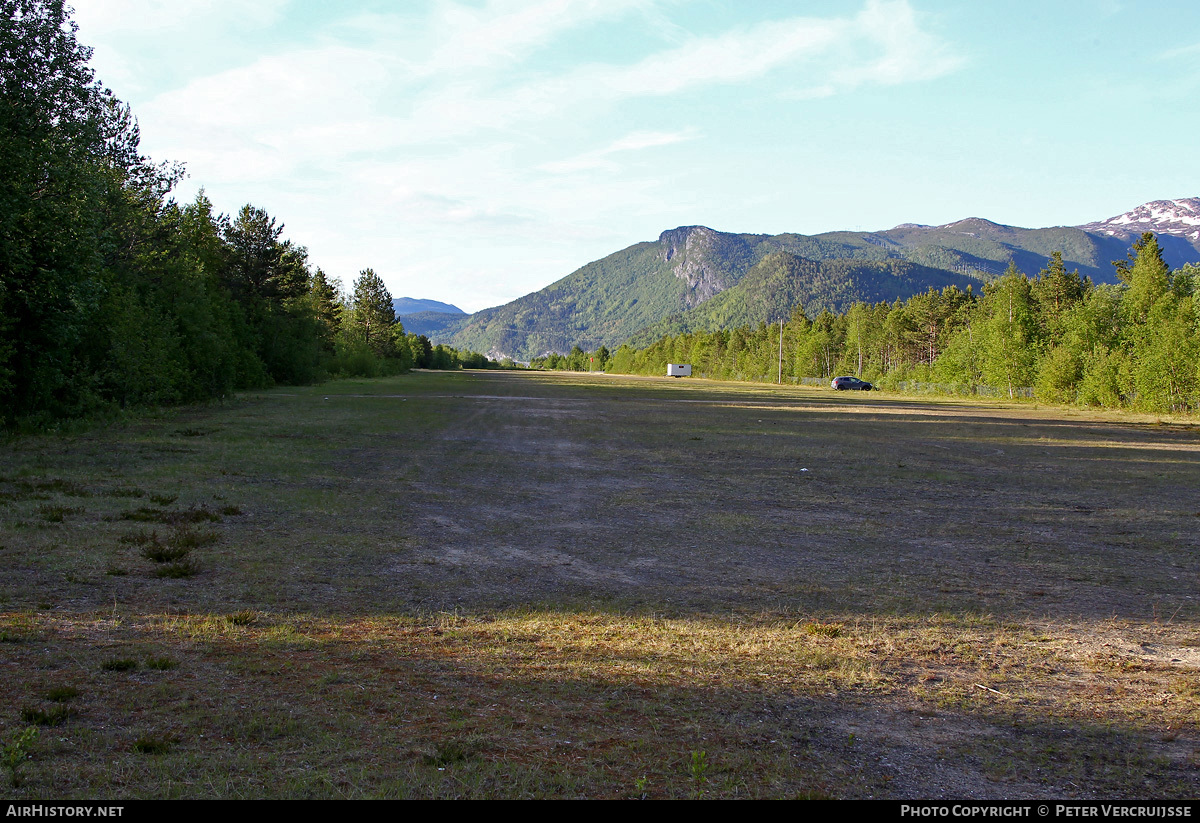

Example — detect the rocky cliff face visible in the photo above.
[658,226,753,307]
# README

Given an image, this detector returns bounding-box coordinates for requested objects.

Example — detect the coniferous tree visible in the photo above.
[1032,252,1089,337]
[976,266,1040,398]
[307,268,342,352]
[1119,233,1171,326]
[0,0,177,420]
[349,268,396,356]
[222,206,286,302]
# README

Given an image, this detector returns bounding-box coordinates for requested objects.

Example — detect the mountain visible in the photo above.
[391,297,465,316]
[434,198,1200,361]
[628,252,980,345]
[398,310,470,339]
[445,227,833,359]
[870,219,1133,281]
[1076,197,1200,260]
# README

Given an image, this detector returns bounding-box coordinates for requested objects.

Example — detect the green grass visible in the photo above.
[141,543,190,563]
[44,687,80,703]
[131,735,172,755]
[1,371,1199,798]
[153,558,200,579]
[20,704,75,727]
[170,526,220,549]
[120,505,221,525]
[103,486,146,498]
[36,504,82,522]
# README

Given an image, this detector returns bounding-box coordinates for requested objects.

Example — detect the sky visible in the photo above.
[72,0,1200,313]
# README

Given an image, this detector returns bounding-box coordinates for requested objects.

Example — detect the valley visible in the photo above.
[425,199,1200,361]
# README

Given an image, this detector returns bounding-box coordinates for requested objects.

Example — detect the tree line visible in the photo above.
[589,236,1200,413]
[0,1,491,428]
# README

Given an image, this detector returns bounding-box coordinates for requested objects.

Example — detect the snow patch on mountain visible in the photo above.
[1078,198,1200,244]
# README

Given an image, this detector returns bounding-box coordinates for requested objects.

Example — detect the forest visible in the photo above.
[6,1,1198,426]
[554,240,1200,414]
[0,1,489,429]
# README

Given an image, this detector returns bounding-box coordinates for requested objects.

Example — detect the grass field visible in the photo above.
[2,370,1199,798]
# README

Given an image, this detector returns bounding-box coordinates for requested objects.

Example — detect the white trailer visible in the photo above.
[666,363,692,378]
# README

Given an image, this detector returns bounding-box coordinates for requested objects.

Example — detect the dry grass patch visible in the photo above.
[3,607,1197,797]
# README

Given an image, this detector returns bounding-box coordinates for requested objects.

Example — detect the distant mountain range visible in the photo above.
[391,297,464,316]
[390,297,467,339]
[413,198,1200,361]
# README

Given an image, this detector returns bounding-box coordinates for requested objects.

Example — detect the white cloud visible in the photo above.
[137,0,958,166]
[145,46,390,132]
[71,0,288,35]
[106,0,964,311]
[606,130,696,153]
[540,129,698,173]
[385,0,960,142]
[330,0,656,82]
[1160,40,1200,60]
[137,44,399,187]
[594,16,844,96]
[829,0,963,88]
[560,0,961,101]
[420,0,652,75]
[72,0,292,96]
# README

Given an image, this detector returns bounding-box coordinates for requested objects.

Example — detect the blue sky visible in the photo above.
[73,0,1200,313]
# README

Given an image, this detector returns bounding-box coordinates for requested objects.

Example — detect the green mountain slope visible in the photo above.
[448,227,763,358]
[440,219,1199,361]
[876,219,1136,280]
[446,225,959,359]
[629,252,979,344]
[398,310,471,339]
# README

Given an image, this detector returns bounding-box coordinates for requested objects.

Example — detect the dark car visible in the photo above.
[831,376,873,391]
